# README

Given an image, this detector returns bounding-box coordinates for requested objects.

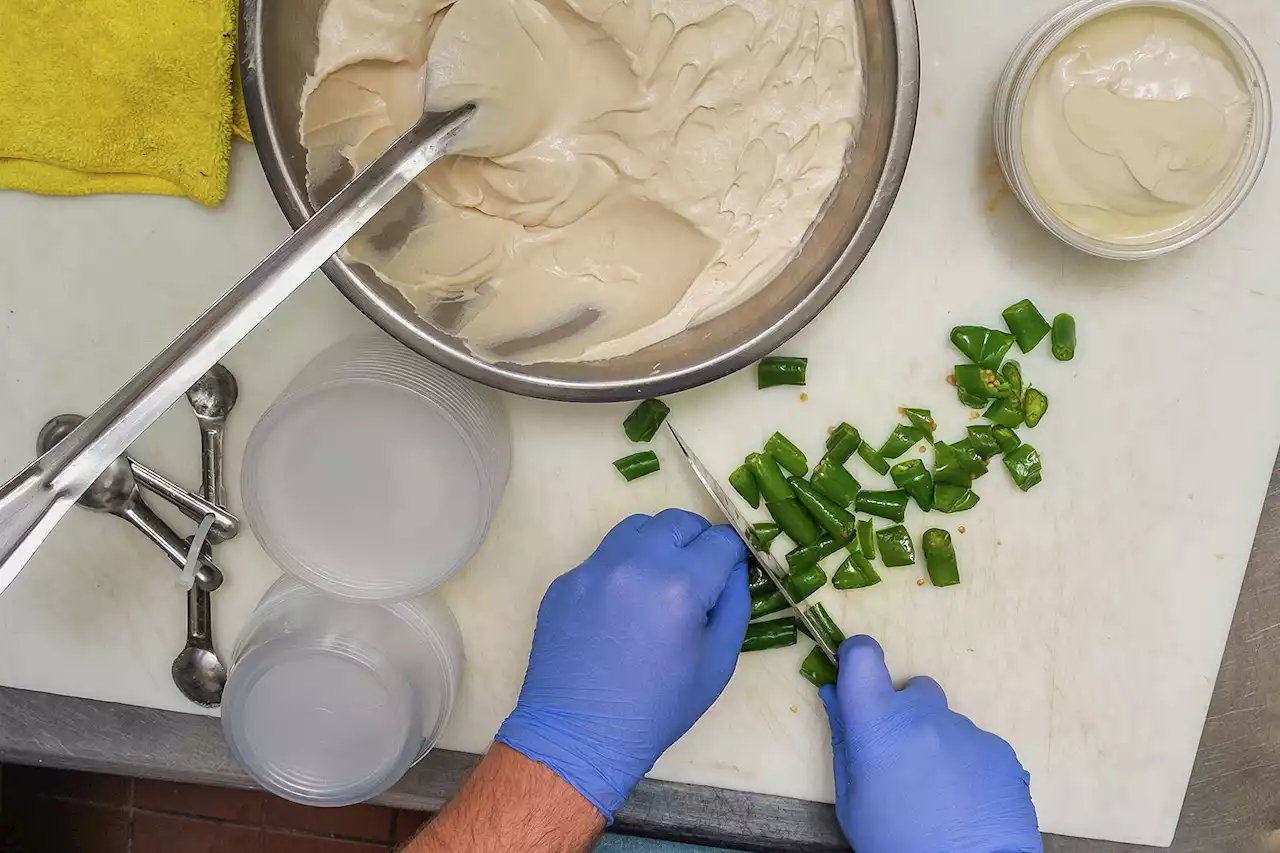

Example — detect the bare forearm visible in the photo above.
[401,744,605,853]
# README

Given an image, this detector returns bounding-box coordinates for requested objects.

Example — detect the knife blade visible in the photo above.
[667,423,838,665]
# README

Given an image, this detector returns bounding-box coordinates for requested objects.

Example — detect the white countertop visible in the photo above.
[2,1,1280,845]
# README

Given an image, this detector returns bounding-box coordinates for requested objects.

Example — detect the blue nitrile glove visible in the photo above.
[820,636,1043,853]
[495,509,750,821]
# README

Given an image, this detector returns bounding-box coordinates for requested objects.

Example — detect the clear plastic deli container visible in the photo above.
[242,334,511,601]
[221,578,464,807]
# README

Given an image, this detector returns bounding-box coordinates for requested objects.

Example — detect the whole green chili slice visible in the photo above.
[747,561,777,596]
[786,534,853,572]
[966,426,1001,460]
[791,477,858,541]
[1052,313,1076,361]
[900,407,937,444]
[765,432,809,477]
[1003,299,1052,353]
[614,451,659,482]
[1000,360,1024,403]
[758,356,808,389]
[932,441,972,488]
[741,617,798,653]
[983,398,1025,429]
[766,498,823,547]
[810,457,862,508]
[922,529,960,587]
[623,398,670,443]
[875,524,916,567]
[855,489,910,523]
[934,483,981,513]
[1004,444,1043,491]
[800,646,839,687]
[954,364,1011,401]
[833,550,882,589]
[751,566,827,618]
[857,442,891,476]
[950,439,989,480]
[825,423,863,464]
[806,603,847,649]
[950,325,1016,370]
[1024,388,1048,428]
[879,424,926,460]
[993,425,1022,454]
[890,458,934,511]
[747,452,793,503]
[748,523,781,552]
[729,465,761,508]
[856,517,875,559]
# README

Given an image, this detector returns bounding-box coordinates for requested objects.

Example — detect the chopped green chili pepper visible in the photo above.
[729,465,761,508]
[786,534,853,572]
[614,451,659,482]
[950,326,1016,371]
[856,517,875,559]
[933,483,981,513]
[623,398,670,443]
[922,529,960,587]
[966,426,1001,460]
[833,550,882,589]
[825,423,862,464]
[1000,360,1024,403]
[758,356,808,389]
[751,565,827,618]
[1052,313,1076,361]
[957,385,988,409]
[747,452,793,503]
[953,364,1011,401]
[766,498,823,547]
[855,489,910,523]
[983,398,1025,429]
[806,603,847,649]
[765,432,809,477]
[800,646,839,687]
[1004,444,1043,491]
[879,424,926,459]
[741,617,798,652]
[856,441,891,475]
[993,425,1022,454]
[791,477,858,541]
[747,561,777,596]
[900,407,936,444]
[950,439,989,480]
[1023,388,1048,428]
[748,523,781,552]
[810,457,861,508]
[1003,299,1052,353]
[875,524,916,567]
[932,442,972,488]
[890,459,934,511]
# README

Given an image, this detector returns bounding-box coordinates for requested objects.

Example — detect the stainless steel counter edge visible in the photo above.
[3,455,1277,852]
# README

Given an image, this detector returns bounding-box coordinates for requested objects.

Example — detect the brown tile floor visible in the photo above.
[0,764,430,853]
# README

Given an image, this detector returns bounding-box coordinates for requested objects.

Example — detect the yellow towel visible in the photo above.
[0,0,252,207]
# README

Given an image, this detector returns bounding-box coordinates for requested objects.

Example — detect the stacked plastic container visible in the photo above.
[224,334,511,806]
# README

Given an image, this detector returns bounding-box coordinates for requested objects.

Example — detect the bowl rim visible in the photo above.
[239,0,922,402]
[992,0,1273,261]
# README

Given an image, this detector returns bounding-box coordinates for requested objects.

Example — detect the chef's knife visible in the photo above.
[667,424,838,665]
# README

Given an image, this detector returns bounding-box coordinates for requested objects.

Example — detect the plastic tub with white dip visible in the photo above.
[995,0,1270,259]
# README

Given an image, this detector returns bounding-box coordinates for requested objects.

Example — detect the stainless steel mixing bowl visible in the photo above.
[239,0,920,402]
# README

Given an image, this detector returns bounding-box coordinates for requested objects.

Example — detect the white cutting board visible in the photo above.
[1,0,1279,845]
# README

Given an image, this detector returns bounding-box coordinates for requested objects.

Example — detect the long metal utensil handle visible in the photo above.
[131,459,239,542]
[0,105,475,596]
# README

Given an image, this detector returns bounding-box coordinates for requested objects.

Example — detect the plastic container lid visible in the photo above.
[242,335,510,601]
[222,579,463,807]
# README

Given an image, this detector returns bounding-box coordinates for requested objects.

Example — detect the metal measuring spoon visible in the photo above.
[171,365,238,706]
[36,418,223,592]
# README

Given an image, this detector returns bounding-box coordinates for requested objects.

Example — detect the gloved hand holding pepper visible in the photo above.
[820,635,1044,853]
[495,509,750,820]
